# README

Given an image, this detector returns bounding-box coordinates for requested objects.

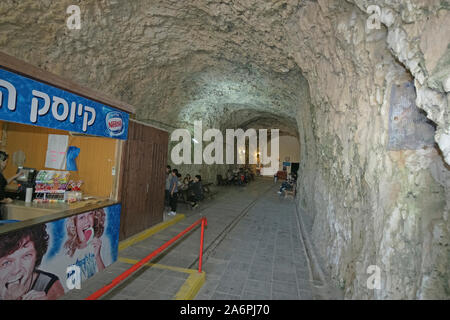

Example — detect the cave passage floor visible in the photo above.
[61,177,324,300]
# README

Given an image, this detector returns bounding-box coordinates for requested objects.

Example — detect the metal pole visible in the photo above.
[198,218,206,273]
[86,218,204,300]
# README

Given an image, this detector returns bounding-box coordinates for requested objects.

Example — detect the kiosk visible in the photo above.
[0,52,134,300]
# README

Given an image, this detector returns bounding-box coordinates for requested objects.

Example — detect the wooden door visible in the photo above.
[119,120,168,240]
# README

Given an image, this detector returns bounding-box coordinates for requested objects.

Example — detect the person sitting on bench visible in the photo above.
[226,169,234,184]
[278,174,296,195]
[181,177,190,191]
[185,174,193,186]
[188,175,204,208]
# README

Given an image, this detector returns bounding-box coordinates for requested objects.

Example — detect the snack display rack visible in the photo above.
[34,170,82,203]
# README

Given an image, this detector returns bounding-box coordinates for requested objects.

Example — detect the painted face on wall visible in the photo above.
[0,237,37,300]
[75,212,94,245]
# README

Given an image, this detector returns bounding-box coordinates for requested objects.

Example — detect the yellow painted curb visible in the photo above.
[174,271,206,300]
[118,257,206,300]
[118,257,196,274]
[118,214,185,251]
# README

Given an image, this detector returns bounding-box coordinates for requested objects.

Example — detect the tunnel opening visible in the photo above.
[167,107,302,181]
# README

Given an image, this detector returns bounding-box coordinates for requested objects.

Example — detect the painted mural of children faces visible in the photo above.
[74,211,104,267]
[75,212,95,247]
[0,236,37,300]
[65,209,106,259]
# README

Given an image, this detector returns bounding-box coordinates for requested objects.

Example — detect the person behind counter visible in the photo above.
[0,151,24,205]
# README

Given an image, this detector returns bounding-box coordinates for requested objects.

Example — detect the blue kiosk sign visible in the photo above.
[0,68,129,139]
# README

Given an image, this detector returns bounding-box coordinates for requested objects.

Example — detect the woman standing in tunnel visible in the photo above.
[164,165,171,208]
[168,169,178,216]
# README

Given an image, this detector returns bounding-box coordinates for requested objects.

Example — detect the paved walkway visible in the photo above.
[195,181,315,300]
[60,177,319,300]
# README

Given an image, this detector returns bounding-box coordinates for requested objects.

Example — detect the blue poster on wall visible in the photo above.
[0,204,121,300]
[0,68,128,140]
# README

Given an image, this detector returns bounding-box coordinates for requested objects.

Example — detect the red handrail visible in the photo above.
[85,216,207,300]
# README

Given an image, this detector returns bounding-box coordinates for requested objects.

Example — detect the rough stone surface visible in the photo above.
[0,0,448,299]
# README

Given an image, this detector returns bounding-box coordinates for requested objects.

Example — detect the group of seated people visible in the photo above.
[179,174,204,208]
[277,172,298,195]
[223,166,255,186]
[166,166,205,216]
[175,171,205,208]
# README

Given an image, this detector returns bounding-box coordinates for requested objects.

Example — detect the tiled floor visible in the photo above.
[59,261,190,300]
[60,177,321,300]
[195,182,316,300]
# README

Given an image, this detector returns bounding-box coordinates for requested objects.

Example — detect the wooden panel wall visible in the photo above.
[119,120,168,240]
[0,121,116,197]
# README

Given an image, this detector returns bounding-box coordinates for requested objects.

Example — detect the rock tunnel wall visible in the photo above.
[288,1,449,299]
[0,0,448,299]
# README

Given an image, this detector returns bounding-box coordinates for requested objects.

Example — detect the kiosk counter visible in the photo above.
[0,52,134,300]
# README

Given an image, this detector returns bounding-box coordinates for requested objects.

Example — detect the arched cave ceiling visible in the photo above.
[0,0,448,162]
[0,0,307,131]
